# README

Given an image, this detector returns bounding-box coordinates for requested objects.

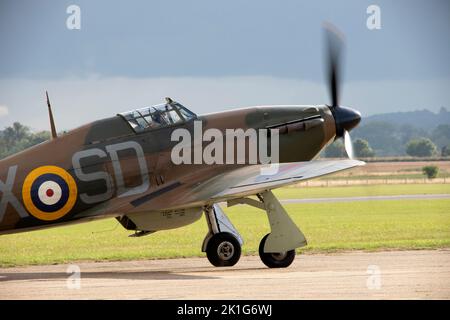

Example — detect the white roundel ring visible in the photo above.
[37,181,63,206]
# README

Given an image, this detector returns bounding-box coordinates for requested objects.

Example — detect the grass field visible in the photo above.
[0,184,449,267]
[275,184,450,199]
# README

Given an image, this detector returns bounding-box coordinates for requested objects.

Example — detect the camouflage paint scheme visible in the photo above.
[0,103,348,235]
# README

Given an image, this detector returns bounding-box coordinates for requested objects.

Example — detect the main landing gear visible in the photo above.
[202,190,307,268]
[202,204,243,267]
[258,233,296,268]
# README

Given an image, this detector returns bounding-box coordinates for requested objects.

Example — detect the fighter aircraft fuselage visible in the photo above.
[0,104,341,234]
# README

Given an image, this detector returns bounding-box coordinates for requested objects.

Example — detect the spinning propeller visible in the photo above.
[323,23,361,159]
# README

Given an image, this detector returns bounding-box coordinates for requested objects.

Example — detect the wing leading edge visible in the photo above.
[207,159,365,202]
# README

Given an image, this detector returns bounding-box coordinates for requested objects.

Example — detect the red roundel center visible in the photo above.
[46,189,54,197]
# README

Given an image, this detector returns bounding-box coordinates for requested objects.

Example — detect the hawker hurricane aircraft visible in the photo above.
[0,25,363,268]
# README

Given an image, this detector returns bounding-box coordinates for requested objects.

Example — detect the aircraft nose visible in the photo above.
[331,106,361,137]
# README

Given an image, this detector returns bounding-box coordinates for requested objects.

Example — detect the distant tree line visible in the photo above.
[324,123,450,158]
[0,122,50,160]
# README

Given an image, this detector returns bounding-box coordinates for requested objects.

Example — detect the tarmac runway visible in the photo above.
[1,250,449,299]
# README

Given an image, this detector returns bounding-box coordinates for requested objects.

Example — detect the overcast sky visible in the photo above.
[0,0,449,131]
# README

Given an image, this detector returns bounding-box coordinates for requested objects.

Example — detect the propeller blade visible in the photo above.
[323,22,345,108]
[343,130,354,159]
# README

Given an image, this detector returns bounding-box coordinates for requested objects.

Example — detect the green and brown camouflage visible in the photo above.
[0,99,359,235]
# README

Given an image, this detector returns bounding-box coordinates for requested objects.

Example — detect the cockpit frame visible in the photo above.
[118,100,197,133]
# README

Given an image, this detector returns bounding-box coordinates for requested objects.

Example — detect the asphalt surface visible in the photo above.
[1,250,449,299]
[280,193,450,204]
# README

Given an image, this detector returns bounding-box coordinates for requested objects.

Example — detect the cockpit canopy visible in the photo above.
[119,100,196,132]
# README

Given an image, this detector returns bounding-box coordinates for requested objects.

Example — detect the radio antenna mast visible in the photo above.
[46,91,57,139]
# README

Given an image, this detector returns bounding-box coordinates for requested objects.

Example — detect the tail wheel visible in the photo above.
[258,233,296,268]
[206,232,241,267]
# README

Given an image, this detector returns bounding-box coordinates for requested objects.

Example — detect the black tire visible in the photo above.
[206,232,241,267]
[258,233,296,268]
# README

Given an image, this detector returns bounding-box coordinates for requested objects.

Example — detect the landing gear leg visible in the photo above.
[202,204,243,267]
[227,190,307,268]
[257,190,307,268]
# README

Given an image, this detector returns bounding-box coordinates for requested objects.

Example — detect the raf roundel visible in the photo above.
[22,166,78,221]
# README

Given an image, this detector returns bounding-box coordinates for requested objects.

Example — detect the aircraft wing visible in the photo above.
[193,159,365,203]
[83,159,365,216]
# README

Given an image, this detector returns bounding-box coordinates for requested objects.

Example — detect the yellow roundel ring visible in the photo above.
[22,165,78,221]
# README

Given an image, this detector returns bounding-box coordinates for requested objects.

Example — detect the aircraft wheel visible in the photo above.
[206,232,241,267]
[258,233,296,268]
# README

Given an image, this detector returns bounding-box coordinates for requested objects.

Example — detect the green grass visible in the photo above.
[273,183,450,199]
[0,187,449,267]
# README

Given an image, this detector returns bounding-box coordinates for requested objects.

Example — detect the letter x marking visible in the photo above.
[0,166,28,223]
